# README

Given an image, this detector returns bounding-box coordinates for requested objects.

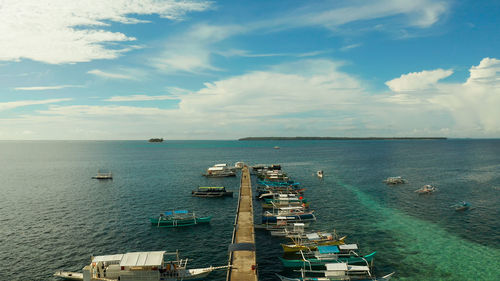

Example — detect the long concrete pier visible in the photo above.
[227,166,258,281]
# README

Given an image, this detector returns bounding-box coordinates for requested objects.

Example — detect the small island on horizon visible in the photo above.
[148,138,164,142]
[238,137,447,141]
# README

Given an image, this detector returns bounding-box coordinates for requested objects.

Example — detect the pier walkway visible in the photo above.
[227,166,258,281]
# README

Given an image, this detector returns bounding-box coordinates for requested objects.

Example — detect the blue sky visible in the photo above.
[0,0,499,139]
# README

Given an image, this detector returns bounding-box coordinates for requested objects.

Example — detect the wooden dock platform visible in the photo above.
[227,166,258,281]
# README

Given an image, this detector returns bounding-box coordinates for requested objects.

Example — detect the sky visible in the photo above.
[0,0,499,140]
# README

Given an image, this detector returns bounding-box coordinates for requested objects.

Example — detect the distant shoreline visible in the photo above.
[238,137,447,141]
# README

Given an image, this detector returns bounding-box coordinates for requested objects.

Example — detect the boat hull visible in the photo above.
[279,252,376,268]
[149,216,212,227]
[192,191,233,197]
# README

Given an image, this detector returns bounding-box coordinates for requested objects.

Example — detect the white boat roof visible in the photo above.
[306,233,320,240]
[92,254,124,263]
[326,263,348,271]
[208,167,225,171]
[338,244,358,250]
[214,164,227,167]
[293,223,305,226]
[119,251,166,267]
[347,265,370,272]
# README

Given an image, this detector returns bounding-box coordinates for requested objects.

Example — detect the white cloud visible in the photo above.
[152,24,244,73]
[88,69,137,80]
[465,57,500,86]
[385,69,453,92]
[272,0,448,31]
[151,1,448,74]
[0,0,211,64]
[3,58,500,139]
[105,95,179,102]
[0,98,71,111]
[14,85,83,91]
[340,43,362,52]
[38,105,171,116]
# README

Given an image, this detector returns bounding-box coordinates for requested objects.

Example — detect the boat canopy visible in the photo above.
[326,263,348,271]
[338,244,358,250]
[214,164,228,167]
[92,254,124,263]
[306,233,320,240]
[208,166,225,171]
[317,245,340,254]
[347,265,370,272]
[120,251,166,267]
[164,210,189,215]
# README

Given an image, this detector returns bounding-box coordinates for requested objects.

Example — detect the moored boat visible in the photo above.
[317,170,324,178]
[203,165,236,177]
[280,245,376,268]
[54,250,227,281]
[192,186,233,197]
[149,210,211,227]
[276,262,394,281]
[281,234,347,253]
[262,206,316,223]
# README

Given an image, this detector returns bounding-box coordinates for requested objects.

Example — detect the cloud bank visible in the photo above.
[0,0,211,64]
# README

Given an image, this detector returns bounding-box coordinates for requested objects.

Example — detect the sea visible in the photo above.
[0,139,499,281]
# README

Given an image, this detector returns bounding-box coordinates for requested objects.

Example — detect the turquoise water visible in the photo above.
[0,140,499,280]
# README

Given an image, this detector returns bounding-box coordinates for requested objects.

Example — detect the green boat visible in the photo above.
[280,244,376,268]
[149,210,211,227]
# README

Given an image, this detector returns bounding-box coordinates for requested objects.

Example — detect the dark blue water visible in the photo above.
[0,140,499,280]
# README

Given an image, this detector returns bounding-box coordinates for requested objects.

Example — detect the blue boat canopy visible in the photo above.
[317,245,340,254]
[164,210,189,215]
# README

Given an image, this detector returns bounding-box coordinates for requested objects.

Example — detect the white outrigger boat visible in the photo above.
[54,250,228,281]
[383,176,406,185]
[276,262,395,281]
[415,184,437,194]
[203,164,236,177]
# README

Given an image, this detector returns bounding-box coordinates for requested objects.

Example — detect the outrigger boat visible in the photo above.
[269,222,307,237]
[191,186,233,197]
[262,206,316,223]
[453,201,471,211]
[280,244,376,268]
[276,262,394,281]
[92,170,113,180]
[203,164,236,177]
[282,233,347,253]
[262,195,309,209]
[54,250,228,281]
[383,176,406,184]
[255,217,312,231]
[415,184,437,194]
[258,189,305,199]
[149,210,211,227]
[258,180,300,187]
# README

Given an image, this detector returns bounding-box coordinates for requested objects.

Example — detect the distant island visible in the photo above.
[148,138,164,142]
[238,137,447,141]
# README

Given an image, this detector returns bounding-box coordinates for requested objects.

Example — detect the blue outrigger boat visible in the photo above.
[149,210,211,227]
[453,201,471,211]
